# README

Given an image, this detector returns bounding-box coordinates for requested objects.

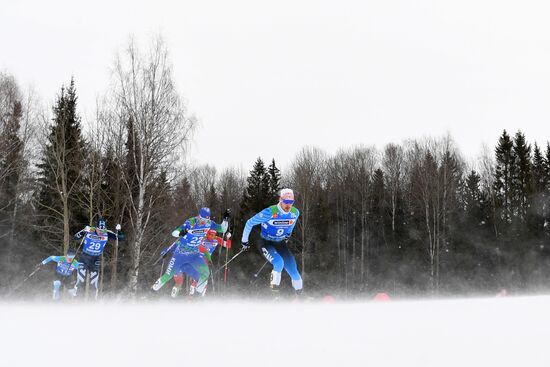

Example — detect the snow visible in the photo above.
[2,296,549,366]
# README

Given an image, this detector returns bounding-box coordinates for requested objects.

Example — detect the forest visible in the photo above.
[1,37,549,299]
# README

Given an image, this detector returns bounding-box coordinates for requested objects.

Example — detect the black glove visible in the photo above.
[223,209,231,220]
[241,241,251,251]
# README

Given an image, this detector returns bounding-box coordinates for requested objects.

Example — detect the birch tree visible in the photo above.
[111,36,195,295]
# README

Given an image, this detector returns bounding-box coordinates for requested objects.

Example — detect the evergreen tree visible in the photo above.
[530,144,547,236]
[511,131,533,228]
[267,159,281,201]
[35,78,86,252]
[543,144,550,239]
[242,157,271,214]
[462,170,483,226]
[493,130,515,233]
[0,100,23,218]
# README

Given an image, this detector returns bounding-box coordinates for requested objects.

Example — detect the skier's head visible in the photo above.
[97,218,106,231]
[198,207,211,221]
[279,188,295,212]
[66,248,76,261]
[206,229,217,241]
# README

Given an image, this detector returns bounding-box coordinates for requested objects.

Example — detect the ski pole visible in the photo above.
[9,263,43,294]
[153,240,178,266]
[195,248,247,289]
[159,259,165,277]
[254,260,269,278]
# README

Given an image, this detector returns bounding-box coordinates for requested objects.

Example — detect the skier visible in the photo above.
[241,188,302,295]
[41,248,82,300]
[152,207,229,297]
[185,228,232,297]
[70,218,124,299]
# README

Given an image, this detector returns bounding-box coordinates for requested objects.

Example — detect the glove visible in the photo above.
[115,224,121,231]
[225,232,232,240]
[172,229,188,237]
[84,225,91,232]
[223,209,231,220]
[241,241,251,251]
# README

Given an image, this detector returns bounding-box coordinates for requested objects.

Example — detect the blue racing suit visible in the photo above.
[242,204,302,290]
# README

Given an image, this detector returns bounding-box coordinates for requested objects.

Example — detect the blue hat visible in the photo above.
[199,207,211,220]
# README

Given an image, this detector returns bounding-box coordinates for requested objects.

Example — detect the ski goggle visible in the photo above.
[282,199,295,205]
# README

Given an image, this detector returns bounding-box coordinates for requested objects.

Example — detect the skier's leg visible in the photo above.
[53,280,61,300]
[260,240,284,288]
[181,254,209,296]
[152,253,182,291]
[72,253,92,296]
[171,273,184,298]
[278,244,303,291]
[72,267,86,296]
[90,256,100,300]
[90,271,99,299]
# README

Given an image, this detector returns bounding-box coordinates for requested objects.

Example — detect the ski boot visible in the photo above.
[152,274,171,291]
[68,287,78,297]
[292,288,303,303]
[270,284,281,300]
[171,286,181,298]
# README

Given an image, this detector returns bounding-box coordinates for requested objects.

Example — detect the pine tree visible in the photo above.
[0,100,23,219]
[493,130,515,233]
[462,170,483,226]
[35,78,86,252]
[242,158,270,214]
[511,131,533,227]
[529,144,547,237]
[543,144,550,238]
[267,159,281,201]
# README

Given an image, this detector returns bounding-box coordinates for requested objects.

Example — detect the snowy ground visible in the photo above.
[2,296,550,366]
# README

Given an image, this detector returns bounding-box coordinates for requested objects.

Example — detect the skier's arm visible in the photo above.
[41,256,58,265]
[172,221,191,237]
[286,209,300,237]
[160,242,177,258]
[107,230,125,241]
[241,208,272,243]
[73,226,91,240]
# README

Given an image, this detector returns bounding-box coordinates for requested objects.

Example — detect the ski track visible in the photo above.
[1,296,549,366]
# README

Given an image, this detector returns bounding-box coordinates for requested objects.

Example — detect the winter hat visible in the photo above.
[279,188,295,204]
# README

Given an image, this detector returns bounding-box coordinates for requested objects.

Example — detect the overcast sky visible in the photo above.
[2,0,550,171]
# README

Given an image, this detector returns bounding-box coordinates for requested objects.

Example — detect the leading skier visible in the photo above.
[241,188,302,295]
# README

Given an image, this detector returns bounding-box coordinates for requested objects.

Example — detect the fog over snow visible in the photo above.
[2,296,549,366]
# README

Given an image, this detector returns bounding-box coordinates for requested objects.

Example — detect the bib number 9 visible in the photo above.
[276,229,285,236]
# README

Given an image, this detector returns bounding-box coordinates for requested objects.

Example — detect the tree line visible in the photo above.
[1,37,549,298]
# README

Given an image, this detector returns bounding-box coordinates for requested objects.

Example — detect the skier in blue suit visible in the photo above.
[241,188,302,294]
[41,248,82,300]
[70,218,124,299]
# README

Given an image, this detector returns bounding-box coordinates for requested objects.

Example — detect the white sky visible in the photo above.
[2,0,550,171]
